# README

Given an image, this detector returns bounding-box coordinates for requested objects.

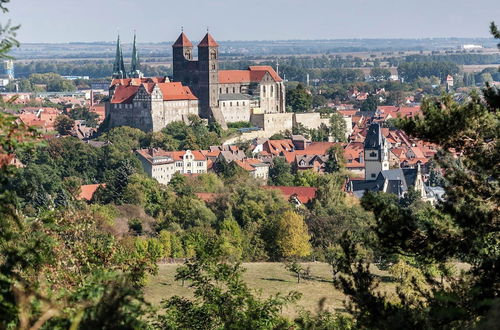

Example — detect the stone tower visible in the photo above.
[364,122,389,180]
[172,32,197,87]
[112,34,126,79]
[197,33,219,119]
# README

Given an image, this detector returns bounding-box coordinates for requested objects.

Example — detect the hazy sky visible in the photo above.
[6,0,499,43]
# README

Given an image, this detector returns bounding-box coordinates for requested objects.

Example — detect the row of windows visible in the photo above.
[222,101,246,107]
[262,85,274,98]
[114,103,135,109]
[221,86,240,94]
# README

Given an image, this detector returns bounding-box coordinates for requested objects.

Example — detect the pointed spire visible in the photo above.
[173,32,193,48]
[112,34,127,79]
[130,31,143,78]
[198,33,218,47]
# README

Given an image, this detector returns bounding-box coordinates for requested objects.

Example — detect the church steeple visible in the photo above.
[364,122,389,180]
[129,32,143,78]
[112,34,126,79]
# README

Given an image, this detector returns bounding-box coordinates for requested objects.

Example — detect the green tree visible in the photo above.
[54,114,75,135]
[276,210,312,258]
[324,145,345,173]
[219,209,244,261]
[157,242,299,329]
[370,67,391,81]
[332,83,499,328]
[268,157,294,186]
[360,94,379,111]
[286,84,312,112]
[329,112,347,142]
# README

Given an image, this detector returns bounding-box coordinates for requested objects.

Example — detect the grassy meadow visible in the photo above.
[144,262,395,317]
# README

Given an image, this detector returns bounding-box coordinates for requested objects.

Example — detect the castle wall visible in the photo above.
[152,99,199,132]
[107,102,153,131]
[250,112,293,135]
[219,100,251,123]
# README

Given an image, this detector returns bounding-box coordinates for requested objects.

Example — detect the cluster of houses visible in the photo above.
[2,84,444,205]
[131,102,443,204]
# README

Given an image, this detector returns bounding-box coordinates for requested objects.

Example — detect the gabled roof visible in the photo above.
[111,82,197,104]
[110,77,167,87]
[173,32,193,48]
[249,66,283,82]
[263,139,295,155]
[198,33,218,47]
[110,85,140,104]
[234,158,267,172]
[79,184,105,201]
[218,70,251,84]
[136,148,206,164]
[156,82,198,101]
[263,186,317,204]
[218,66,283,84]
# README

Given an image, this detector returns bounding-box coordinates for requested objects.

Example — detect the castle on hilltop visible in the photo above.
[105,31,286,132]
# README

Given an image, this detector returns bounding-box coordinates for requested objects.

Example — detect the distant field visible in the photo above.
[143,262,395,317]
[462,64,498,72]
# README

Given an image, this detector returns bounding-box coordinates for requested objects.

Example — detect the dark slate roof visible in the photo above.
[376,168,419,191]
[364,123,384,149]
[218,93,253,101]
[351,179,385,193]
[376,169,407,190]
[385,180,405,195]
[402,168,418,188]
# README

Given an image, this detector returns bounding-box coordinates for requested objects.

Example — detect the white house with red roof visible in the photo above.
[136,148,207,184]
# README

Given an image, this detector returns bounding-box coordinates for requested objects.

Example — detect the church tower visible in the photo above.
[364,122,389,180]
[112,34,126,79]
[197,32,219,119]
[172,32,194,85]
[129,32,143,78]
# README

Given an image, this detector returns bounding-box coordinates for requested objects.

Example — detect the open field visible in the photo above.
[143,262,395,317]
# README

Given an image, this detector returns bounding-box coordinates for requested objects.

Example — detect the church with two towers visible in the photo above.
[105,31,286,132]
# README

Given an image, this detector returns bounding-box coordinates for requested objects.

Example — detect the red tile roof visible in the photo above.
[218,66,283,84]
[79,184,105,201]
[198,33,218,47]
[136,148,206,163]
[264,139,295,155]
[172,32,193,48]
[110,77,167,87]
[234,158,266,172]
[218,70,251,84]
[263,186,317,204]
[111,82,197,104]
[157,82,198,101]
[249,66,283,82]
[195,192,220,202]
[111,85,140,104]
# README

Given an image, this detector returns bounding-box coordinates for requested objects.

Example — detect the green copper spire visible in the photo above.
[130,32,142,78]
[112,34,126,79]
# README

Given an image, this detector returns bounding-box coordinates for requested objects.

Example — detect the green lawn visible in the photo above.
[143,262,395,317]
